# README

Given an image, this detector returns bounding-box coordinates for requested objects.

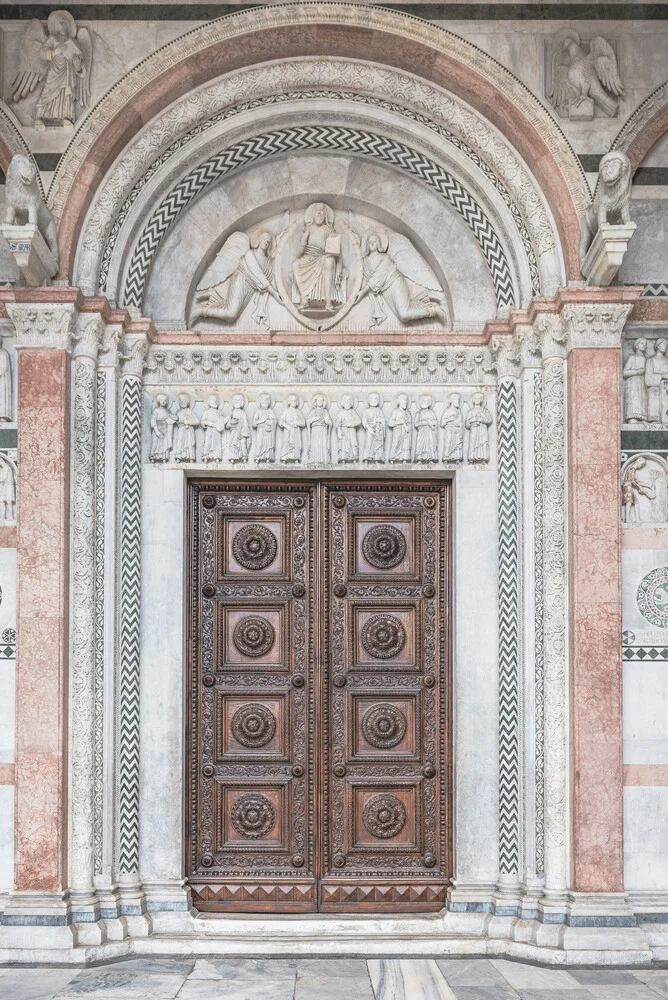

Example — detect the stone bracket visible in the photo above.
[581,223,637,288]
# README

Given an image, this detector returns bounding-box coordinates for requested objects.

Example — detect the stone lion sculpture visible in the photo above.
[579,149,632,263]
[4,154,59,275]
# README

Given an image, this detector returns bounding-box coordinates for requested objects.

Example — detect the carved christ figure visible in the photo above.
[307,394,332,464]
[253,394,277,462]
[193,231,280,328]
[292,203,343,313]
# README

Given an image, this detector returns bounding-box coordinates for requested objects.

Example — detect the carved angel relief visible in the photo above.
[10,11,92,129]
[190,204,448,332]
[548,31,623,121]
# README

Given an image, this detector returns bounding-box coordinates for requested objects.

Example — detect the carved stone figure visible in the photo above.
[622,457,659,526]
[336,394,362,463]
[414,394,438,463]
[623,339,648,423]
[579,151,632,262]
[11,11,92,128]
[149,393,176,462]
[646,340,668,424]
[466,392,492,462]
[253,394,277,462]
[441,392,463,462]
[0,340,13,422]
[228,393,251,463]
[0,457,15,522]
[362,393,386,462]
[5,155,59,273]
[192,231,280,328]
[279,393,306,463]
[307,394,332,463]
[200,394,225,462]
[388,393,412,463]
[292,203,344,314]
[172,392,199,462]
[356,230,445,327]
[549,32,623,121]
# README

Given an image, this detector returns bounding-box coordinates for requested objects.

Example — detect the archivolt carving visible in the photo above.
[72,59,565,300]
[50,4,588,233]
[611,80,668,160]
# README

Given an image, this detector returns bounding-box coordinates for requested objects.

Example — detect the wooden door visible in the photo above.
[187,480,449,913]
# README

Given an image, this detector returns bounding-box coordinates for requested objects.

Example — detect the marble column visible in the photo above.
[2,299,74,923]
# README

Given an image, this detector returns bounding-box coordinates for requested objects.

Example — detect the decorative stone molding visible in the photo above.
[561,302,635,350]
[48,4,588,229]
[0,225,55,287]
[581,224,637,287]
[611,80,668,166]
[73,65,560,302]
[533,371,545,878]
[144,346,497,387]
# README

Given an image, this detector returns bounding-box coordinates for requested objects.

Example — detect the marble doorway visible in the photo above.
[186,479,451,913]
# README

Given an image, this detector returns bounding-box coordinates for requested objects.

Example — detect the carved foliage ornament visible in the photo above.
[362,793,407,839]
[232,616,276,657]
[231,703,277,748]
[232,524,278,570]
[361,615,407,660]
[231,792,275,839]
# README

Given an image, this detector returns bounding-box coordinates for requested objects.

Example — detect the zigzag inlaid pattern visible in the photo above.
[122,125,515,311]
[118,376,143,875]
[497,379,521,876]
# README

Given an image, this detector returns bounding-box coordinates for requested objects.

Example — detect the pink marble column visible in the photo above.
[568,348,623,893]
[14,348,70,893]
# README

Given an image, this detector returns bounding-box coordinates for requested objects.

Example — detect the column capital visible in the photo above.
[560,301,634,351]
[119,334,148,379]
[71,312,104,361]
[5,303,76,351]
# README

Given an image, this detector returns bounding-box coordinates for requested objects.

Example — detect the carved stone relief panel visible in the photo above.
[545,30,623,121]
[622,453,668,527]
[622,335,668,427]
[146,388,494,471]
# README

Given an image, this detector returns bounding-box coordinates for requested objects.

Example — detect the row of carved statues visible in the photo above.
[148,390,493,466]
[623,339,668,424]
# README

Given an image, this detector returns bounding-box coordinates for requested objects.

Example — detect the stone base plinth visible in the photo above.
[582,223,637,287]
[0,224,57,286]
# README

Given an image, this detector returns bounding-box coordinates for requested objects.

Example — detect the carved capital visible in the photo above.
[98,323,123,368]
[534,313,567,360]
[119,334,148,379]
[5,303,75,350]
[560,302,633,350]
[492,333,522,379]
[71,312,104,361]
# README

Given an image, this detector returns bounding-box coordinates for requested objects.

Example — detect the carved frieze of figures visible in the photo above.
[623,338,668,426]
[9,11,92,128]
[622,454,668,526]
[548,30,623,121]
[191,204,448,333]
[147,389,494,468]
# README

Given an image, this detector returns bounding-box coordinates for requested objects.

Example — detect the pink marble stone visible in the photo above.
[15,349,70,893]
[568,348,623,893]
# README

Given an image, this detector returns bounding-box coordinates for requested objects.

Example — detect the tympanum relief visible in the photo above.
[191,204,448,332]
[147,389,493,468]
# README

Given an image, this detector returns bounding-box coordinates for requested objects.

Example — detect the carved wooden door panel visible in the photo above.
[320,483,449,911]
[188,480,449,913]
[188,483,316,911]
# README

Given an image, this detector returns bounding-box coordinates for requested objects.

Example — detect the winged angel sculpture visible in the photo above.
[191,230,283,329]
[549,32,624,120]
[355,228,446,328]
[10,11,92,129]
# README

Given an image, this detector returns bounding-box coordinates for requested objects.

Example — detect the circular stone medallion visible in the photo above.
[362,703,407,749]
[362,525,407,569]
[637,567,668,628]
[233,616,275,658]
[232,524,278,571]
[231,792,275,840]
[231,704,277,748]
[361,614,406,659]
[362,793,407,839]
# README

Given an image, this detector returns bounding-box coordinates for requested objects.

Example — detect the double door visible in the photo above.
[187,480,450,912]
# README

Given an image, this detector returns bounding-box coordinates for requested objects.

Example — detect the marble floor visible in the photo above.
[2,958,668,1000]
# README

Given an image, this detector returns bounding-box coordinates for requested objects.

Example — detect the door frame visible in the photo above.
[184,475,453,911]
